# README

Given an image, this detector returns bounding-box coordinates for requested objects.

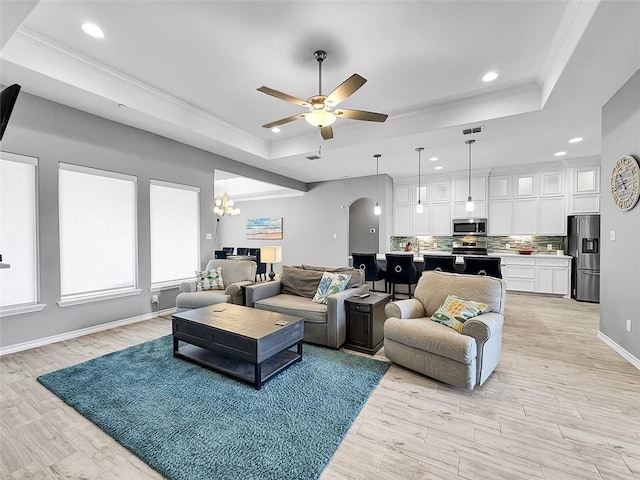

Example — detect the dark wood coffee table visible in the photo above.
[172,303,304,390]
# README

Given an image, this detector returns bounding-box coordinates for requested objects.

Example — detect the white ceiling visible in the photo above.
[1,1,639,191]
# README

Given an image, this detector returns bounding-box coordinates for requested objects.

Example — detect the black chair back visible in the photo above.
[464,257,502,278]
[385,254,418,299]
[352,252,386,292]
[222,247,234,254]
[423,255,457,273]
[249,248,267,280]
[214,250,228,259]
[236,247,249,256]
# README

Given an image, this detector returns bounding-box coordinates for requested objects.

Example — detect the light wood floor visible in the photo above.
[1,293,638,479]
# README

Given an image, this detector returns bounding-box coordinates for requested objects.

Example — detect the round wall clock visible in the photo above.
[610,155,640,211]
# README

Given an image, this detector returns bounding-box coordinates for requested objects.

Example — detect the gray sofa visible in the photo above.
[244,265,367,349]
[384,270,506,389]
[176,259,257,312]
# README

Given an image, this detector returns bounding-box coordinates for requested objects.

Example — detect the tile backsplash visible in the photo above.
[390,235,566,254]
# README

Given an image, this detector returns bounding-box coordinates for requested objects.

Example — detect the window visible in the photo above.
[150,180,200,289]
[0,152,44,316]
[58,164,139,306]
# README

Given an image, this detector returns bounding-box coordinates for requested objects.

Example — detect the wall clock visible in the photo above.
[610,155,640,211]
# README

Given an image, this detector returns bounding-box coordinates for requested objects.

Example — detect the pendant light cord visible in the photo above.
[465,139,475,199]
[415,147,424,204]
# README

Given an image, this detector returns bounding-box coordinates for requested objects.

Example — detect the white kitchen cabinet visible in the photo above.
[395,185,411,206]
[538,197,566,235]
[540,171,564,196]
[453,200,487,219]
[489,175,512,199]
[413,185,429,205]
[534,257,570,295]
[515,173,538,197]
[489,200,513,235]
[411,207,430,235]
[394,205,412,234]
[431,181,450,203]
[573,167,599,194]
[501,256,535,292]
[512,199,538,234]
[453,177,487,202]
[430,203,452,235]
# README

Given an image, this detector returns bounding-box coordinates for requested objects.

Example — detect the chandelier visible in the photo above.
[214,181,240,217]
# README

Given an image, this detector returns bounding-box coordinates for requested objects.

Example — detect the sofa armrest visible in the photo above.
[325,285,368,348]
[244,281,283,307]
[384,299,426,319]
[225,280,254,298]
[179,282,196,294]
[462,312,504,343]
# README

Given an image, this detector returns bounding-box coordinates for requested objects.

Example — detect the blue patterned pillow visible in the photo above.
[312,272,352,304]
[195,267,224,291]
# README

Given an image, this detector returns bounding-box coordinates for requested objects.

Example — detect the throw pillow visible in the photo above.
[195,267,224,291]
[430,294,491,332]
[312,272,352,304]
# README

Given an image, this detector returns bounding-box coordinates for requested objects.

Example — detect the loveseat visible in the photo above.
[244,265,367,349]
[384,270,506,389]
[176,259,257,312]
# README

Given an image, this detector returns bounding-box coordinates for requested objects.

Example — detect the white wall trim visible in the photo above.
[598,331,640,370]
[0,307,176,356]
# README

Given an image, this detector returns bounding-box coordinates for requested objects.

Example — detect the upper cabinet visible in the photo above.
[489,175,511,200]
[431,181,450,203]
[395,185,411,206]
[540,171,564,196]
[569,166,600,214]
[514,173,538,197]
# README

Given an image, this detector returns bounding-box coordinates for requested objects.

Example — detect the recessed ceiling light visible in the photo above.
[270,127,281,133]
[568,137,583,143]
[429,157,438,162]
[554,151,567,157]
[482,71,499,82]
[81,23,104,38]
[434,166,443,170]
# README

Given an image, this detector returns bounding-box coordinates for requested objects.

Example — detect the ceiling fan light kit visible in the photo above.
[258,50,387,139]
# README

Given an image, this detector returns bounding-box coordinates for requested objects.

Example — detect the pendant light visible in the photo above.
[465,139,475,212]
[415,147,424,214]
[373,154,382,216]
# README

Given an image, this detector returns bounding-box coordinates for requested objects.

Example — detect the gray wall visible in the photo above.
[0,92,303,348]
[349,197,380,254]
[600,69,640,359]
[218,175,393,271]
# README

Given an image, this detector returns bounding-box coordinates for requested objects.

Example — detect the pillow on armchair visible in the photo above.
[430,294,491,332]
[195,267,224,291]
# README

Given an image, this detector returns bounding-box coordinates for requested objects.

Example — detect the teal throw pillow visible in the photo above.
[312,272,352,304]
[195,267,224,291]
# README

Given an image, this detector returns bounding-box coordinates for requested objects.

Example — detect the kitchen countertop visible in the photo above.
[374,252,572,260]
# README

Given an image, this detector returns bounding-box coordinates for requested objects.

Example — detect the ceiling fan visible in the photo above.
[258,50,388,140]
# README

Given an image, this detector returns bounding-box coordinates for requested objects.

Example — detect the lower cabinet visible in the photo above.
[345,293,391,354]
[500,255,571,296]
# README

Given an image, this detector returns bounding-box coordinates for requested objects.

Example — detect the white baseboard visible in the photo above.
[598,331,640,370]
[0,307,177,356]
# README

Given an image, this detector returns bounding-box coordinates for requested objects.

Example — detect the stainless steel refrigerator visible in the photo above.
[567,215,600,303]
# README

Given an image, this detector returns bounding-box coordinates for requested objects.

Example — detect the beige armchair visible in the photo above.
[384,270,506,389]
[176,259,257,311]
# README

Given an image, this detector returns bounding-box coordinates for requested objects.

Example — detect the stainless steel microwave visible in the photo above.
[452,218,487,236]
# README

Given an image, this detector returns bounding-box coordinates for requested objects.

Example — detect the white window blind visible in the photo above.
[0,153,40,314]
[59,164,138,305]
[150,180,200,287]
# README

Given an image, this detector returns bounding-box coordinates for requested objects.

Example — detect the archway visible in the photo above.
[348,198,379,254]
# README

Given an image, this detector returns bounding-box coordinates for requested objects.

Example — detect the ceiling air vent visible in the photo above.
[462,126,483,135]
[306,155,321,160]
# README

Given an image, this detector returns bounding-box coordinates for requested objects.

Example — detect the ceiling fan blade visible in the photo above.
[325,74,367,106]
[262,114,306,129]
[334,109,388,122]
[257,86,309,107]
[320,126,334,140]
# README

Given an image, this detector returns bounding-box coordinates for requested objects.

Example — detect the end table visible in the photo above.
[344,292,391,354]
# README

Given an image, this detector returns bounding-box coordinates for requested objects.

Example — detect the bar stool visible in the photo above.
[423,255,457,273]
[463,257,503,278]
[214,250,228,259]
[351,252,386,292]
[385,254,418,300]
[236,247,249,256]
[222,247,234,255]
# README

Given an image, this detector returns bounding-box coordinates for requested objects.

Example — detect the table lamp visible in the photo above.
[260,246,282,281]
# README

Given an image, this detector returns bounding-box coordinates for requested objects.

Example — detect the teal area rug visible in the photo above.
[37,336,389,480]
